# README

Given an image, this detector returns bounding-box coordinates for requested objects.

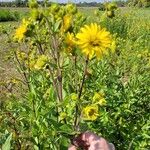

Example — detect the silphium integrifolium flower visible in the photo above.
[61,14,72,33]
[76,23,112,59]
[64,32,76,53]
[14,19,30,42]
[92,92,106,106]
[82,105,99,121]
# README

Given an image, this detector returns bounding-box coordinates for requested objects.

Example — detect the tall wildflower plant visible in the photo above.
[3,1,114,149]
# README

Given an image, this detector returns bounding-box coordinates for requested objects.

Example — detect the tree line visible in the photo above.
[0,0,149,8]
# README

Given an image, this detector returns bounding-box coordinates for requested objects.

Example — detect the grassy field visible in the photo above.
[0,5,150,150]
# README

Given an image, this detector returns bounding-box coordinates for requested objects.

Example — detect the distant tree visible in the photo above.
[24,0,29,7]
[115,0,127,7]
[128,0,150,7]
[15,0,23,7]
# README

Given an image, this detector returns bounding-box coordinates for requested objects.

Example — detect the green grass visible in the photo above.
[0,8,29,22]
[0,9,19,21]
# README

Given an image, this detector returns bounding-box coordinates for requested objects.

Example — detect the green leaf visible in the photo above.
[34,145,39,150]
[2,133,12,150]
[59,124,73,134]
[54,20,62,32]
[34,137,39,144]
[60,136,69,149]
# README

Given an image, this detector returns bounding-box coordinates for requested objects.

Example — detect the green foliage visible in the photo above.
[93,7,150,149]
[87,43,150,149]
[128,0,150,8]
[98,3,105,11]
[0,9,20,22]
[0,3,150,150]
[2,133,12,150]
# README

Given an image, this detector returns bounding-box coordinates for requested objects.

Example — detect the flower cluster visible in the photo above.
[14,19,30,41]
[82,92,106,121]
[82,105,99,121]
[14,2,114,130]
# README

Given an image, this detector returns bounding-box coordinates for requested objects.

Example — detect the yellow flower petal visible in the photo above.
[82,105,99,121]
[14,19,30,42]
[76,23,112,59]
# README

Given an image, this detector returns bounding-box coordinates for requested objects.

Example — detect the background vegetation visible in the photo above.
[0,1,150,150]
[0,9,21,22]
[0,0,150,8]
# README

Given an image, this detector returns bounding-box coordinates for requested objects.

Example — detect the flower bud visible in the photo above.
[107,10,115,18]
[50,3,60,13]
[65,4,77,15]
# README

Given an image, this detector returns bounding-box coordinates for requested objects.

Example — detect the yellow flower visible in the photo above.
[34,55,48,70]
[64,32,76,52]
[82,105,99,121]
[14,25,27,41]
[76,23,112,59]
[14,19,30,42]
[61,14,72,32]
[93,92,106,106]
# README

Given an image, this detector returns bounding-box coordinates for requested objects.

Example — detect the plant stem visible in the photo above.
[45,16,63,102]
[14,52,30,90]
[53,35,63,101]
[74,57,89,130]
[78,58,89,99]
